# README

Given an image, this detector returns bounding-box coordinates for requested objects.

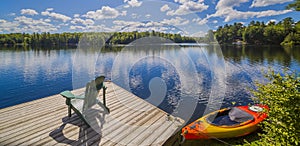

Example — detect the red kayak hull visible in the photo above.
[182,104,268,139]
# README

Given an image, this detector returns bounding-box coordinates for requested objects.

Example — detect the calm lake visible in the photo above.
[1,44,299,122]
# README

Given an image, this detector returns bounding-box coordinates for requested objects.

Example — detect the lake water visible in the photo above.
[1,44,299,122]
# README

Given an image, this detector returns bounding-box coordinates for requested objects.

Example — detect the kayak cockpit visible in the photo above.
[206,107,254,127]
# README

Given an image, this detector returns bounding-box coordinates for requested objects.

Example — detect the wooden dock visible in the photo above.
[0,82,184,146]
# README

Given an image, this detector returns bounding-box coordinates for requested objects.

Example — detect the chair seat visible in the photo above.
[71,98,102,113]
[70,98,84,113]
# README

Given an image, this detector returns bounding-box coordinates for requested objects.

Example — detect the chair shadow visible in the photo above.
[49,105,108,145]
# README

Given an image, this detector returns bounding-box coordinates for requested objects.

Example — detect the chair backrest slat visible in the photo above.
[83,76,105,112]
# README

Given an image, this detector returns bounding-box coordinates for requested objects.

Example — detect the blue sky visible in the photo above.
[0,0,299,36]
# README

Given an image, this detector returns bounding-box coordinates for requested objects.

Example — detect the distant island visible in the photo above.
[0,17,299,47]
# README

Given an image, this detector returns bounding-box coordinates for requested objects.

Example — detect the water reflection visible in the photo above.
[0,45,299,124]
[0,48,75,108]
[96,44,300,122]
[128,57,181,113]
[221,45,300,68]
[107,38,205,123]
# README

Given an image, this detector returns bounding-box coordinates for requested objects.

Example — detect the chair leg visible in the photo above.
[103,87,107,107]
[103,87,110,112]
[66,98,72,117]
[72,107,91,127]
[68,104,72,117]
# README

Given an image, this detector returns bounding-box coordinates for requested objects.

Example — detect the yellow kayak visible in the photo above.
[181,105,268,139]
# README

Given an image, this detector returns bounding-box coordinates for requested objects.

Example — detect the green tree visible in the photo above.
[243,26,265,44]
[282,17,295,35]
[263,25,285,44]
[281,32,300,46]
[287,0,300,11]
[251,70,300,145]
[213,18,300,45]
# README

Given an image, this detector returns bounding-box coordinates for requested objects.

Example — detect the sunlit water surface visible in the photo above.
[1,45,299,122]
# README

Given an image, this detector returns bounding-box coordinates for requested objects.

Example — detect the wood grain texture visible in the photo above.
[0,82,184,146]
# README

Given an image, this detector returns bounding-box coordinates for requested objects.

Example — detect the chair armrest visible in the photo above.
[60,90,84,99]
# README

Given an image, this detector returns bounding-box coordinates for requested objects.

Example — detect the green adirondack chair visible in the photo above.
[60,76,109,127]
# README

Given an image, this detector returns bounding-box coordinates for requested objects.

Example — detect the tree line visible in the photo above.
[0,32,83,47]
[107,31,196,44]
[1,18,299,47]
[214,17,300,46]
[0,31,196,47]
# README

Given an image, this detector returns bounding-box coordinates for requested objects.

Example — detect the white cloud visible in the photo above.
[144,21,165,27]
[46,8,54,11]
[113,20,157,32]
[44,19,51,22]
[113,20,143,27]
[251,0,293,7]
[70,25,85,30]
[0,20,19,32]
[215,0,248,9]
[0,19,7,23]
[224,9,291,22]
[20,9,38,16]
[74,14,80,18]
[84,19,95,26]
[124,0,142,7]
[15,16,48,26]
[162,17,189,26]
[84,6,121,20]
[192,18,208,25]
[145,14,151,18]
[124,5,130,8]
[211,0,292,22]
[212,20,218,24]
[166,0,208,16]
[253,10,292,18]
[8,13,16,16]
[41,10,71,22]
[121,11,127,16]
[59,23,68,26]
[174,0,191,4]
[131,13,139,19]
[111,20,187,33]
[10,16,58,32]
[69,24,114,32]
[71,18,94,25]
[70,18,83,25]
[86,24,114,32]
[160,4,171,12]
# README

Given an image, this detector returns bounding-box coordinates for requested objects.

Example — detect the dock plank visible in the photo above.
[0,82,184,145]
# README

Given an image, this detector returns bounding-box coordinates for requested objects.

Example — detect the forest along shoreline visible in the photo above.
[1,17,299,48]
